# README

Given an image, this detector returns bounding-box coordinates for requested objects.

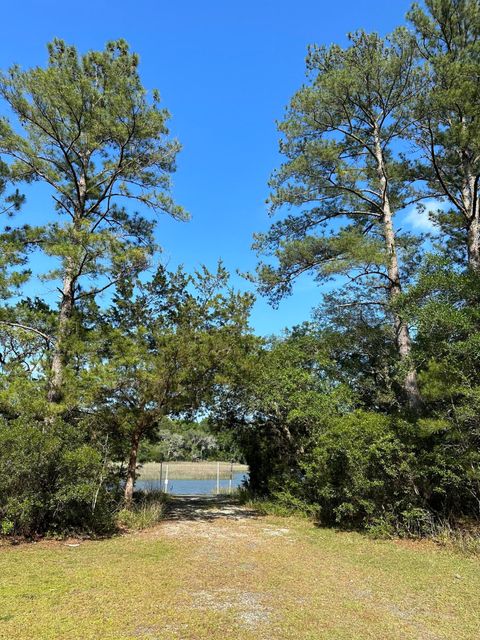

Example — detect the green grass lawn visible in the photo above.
[0,501,478,640]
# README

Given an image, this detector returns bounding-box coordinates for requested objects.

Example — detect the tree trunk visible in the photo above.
[374,131,422,411]
[124,425,142,506]
[48,174,86,404]
[47,259,75,403]
[467,214,480,271]
[462,169,480,272]
[458,119,480,273]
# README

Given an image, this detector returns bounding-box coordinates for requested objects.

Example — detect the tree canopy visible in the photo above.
[0,39,186,403]
[0,4,479,538]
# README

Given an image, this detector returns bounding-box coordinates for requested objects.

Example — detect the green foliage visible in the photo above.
[407,1,480,268]
[0,38,185,220]
[0,38,186,290]
[0,38,186,403]
[213,330,353,494]
[0,417,116,536]
[0,158,29,300]
[0,255,254,530]
[1,8,480,540]
[251,26,426,409]
[217,1,477,536]
[1,518,14,536]
[218,309,480,533]
[252,29,423,306]
[298,412,414,528]
[87,262,254,495]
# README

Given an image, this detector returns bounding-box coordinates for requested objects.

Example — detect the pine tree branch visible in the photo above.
[0,321,54,344]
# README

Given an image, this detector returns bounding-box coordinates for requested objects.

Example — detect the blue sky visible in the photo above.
[0,0,421,335]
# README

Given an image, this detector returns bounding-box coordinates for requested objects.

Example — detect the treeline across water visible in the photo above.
[0,0,479,539]
[137,418,243,464]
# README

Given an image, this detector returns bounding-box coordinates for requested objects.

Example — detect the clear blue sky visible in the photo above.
[1,0,417,335]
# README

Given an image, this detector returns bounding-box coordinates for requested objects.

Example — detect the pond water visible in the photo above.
[136,472,248,496]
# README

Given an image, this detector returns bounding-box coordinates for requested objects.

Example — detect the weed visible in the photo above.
[116,490,167,531]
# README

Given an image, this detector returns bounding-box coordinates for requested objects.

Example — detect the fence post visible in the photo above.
[216,461,220,495]
[164,464,169,494]
[229,461,233,494]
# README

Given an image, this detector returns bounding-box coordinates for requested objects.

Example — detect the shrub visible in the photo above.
[254,408,480,535]
[0,417,116,536]
[298,411,417,529]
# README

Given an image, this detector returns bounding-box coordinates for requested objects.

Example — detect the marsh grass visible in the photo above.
[138,461,248,481]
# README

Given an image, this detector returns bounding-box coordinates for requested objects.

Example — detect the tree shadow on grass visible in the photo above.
[164,494,259,523]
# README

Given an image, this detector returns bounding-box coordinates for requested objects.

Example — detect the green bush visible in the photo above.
[259,409,480,534]
[0,417,116,536]
[298,411,417,529]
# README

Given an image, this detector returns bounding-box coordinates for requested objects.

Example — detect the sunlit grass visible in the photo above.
[0,506,479,639]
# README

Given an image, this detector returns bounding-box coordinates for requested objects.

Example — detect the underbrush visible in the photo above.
[365,513,480,555]
[430,522,480,556]
[116,490,168,531]
[0,417,118,538]
[237,487,316,519]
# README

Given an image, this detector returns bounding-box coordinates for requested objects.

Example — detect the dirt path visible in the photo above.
[142,496,479,640]
[165,494,259,522]
[1,496,479,640]
[155,495,302,638]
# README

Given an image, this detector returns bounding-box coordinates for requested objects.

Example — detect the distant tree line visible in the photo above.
[137,418,243,464]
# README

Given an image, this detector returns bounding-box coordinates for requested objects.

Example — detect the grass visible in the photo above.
[245,496,480,557]
[240,494,317,518]
[0,498,479,639]
[138,460,248,481]
[431,522,480,557]
[116,490,168,531]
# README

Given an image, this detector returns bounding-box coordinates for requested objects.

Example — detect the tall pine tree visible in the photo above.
[409,0,480,271]
[254,30,423,409]
[0,39,186,403]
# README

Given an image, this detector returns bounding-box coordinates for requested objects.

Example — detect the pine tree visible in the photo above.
[254,30,423,409]
[0,155,26,299]
[0,39,186,403]
[408,0,480,271]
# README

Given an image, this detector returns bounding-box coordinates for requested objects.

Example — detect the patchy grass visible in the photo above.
[0,498,479,639]
[138,460,248,481]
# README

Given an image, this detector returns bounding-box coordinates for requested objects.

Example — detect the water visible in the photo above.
[136,472,248,496]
